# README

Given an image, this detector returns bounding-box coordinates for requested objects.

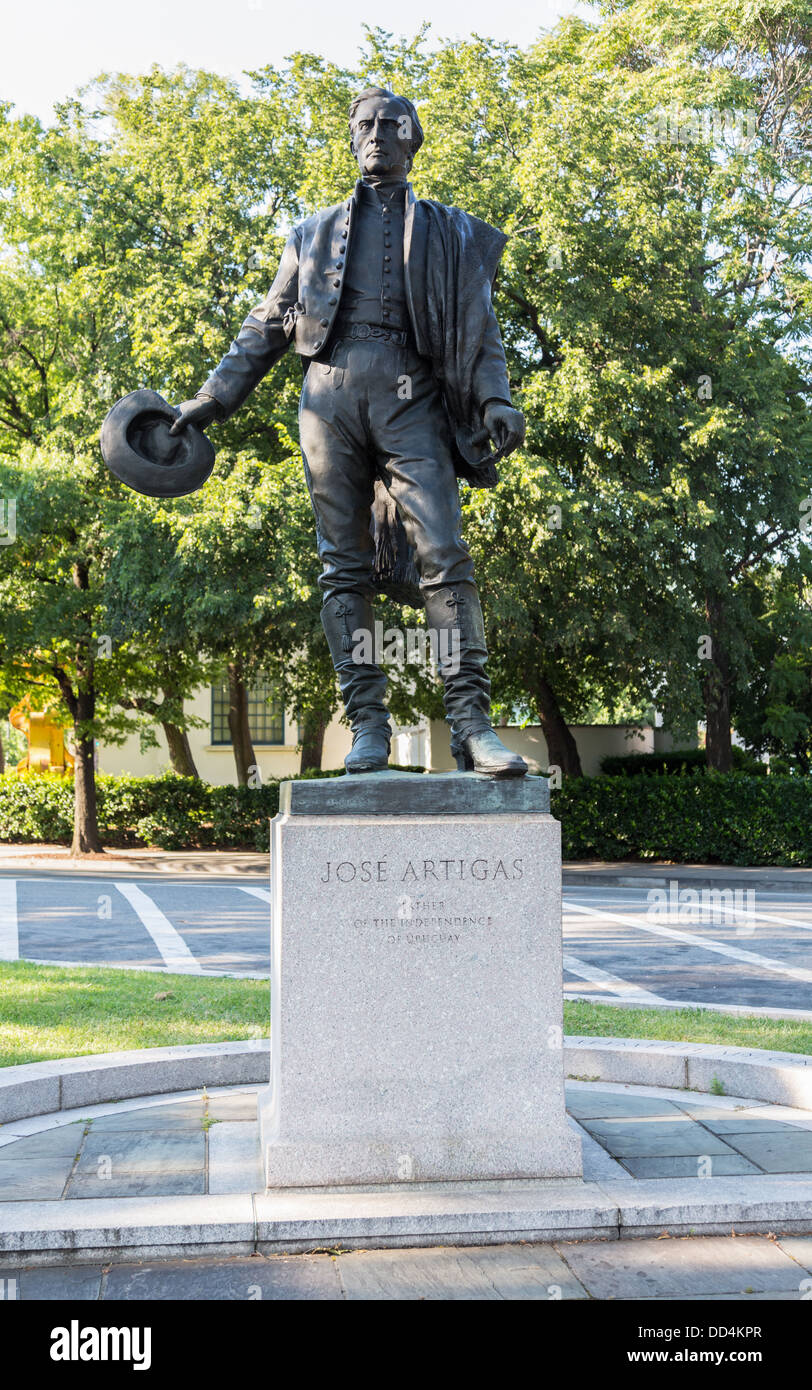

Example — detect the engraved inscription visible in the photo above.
[322,853,521,947]
[320,856,523,883]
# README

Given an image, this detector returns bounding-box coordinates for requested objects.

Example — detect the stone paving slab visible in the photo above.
[103,1253,343,1301]
[620,1155,761,1179]
[0,1264,103,1300]
[454,1242,588,1300]
[207,1093,258,1122]
[67,1171,206,1200]
[0,1170,75,1202]
[208,1122,263,1196]
[582,1118,736,1158]
[337,1242,588,1301]
[767,1235,812,1270]
[723,1131,812,1173]
[335,1246,508,1300]
[557,1234,809,1299]
[566,1092,684,1121]
[86,1102,205,1133]
[67,1133,206,1200]
[0,1125,85,1160]
[676,1107,806,1135]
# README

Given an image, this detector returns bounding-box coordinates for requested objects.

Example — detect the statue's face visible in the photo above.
[351,95,412,179]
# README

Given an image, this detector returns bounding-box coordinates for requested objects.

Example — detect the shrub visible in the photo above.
[5,767,803,865]
[0,770,74,842]
[552,773,811,866]
[0,764,430,852]
[600,747,766,777]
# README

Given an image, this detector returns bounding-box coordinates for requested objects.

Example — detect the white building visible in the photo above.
[97,673,690,781]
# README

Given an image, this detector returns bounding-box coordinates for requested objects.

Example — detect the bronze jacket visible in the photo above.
[199,181,514,488]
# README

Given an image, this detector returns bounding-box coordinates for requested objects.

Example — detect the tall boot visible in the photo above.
[423,583,527,778]
[321,592,391,773]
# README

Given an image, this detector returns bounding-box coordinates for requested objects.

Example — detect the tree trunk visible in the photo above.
[530,671,583,778]
[299,707,328,773]
[227,660,256,786]
[703,595,733,771]
[72,686,103,854]
[162,722,199,778]
[704,674,733,770]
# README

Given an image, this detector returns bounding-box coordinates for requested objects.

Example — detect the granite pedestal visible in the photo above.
[259,772,581,1188]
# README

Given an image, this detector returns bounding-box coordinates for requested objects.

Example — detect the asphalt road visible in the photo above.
[562,883,812,1017]
[0,873,810,1016]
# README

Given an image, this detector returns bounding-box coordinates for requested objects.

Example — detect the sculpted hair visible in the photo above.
[348,86,424,160]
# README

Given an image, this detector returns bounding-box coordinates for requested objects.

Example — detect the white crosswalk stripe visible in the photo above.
[0,879,18,960]
[114,882,203,974]
[562,952,665,1004]
[239,886,271,904]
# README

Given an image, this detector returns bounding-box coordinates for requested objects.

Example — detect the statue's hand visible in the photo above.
[169,396,219,435]
[482,401,525,457]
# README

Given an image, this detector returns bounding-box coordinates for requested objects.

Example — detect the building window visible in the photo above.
[210,675,285,746]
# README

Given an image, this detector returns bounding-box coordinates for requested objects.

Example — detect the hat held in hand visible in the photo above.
[100,389,215,498]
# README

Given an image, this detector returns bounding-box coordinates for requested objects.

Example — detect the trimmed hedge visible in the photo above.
[600,747,766,776]
[0,768,425,853]
[0,769,808,863]
[552,774,811,866]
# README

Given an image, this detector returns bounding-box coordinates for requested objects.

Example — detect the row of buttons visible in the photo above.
[313,205,353,349]
[381,198,394,321]
[312,196,401,346]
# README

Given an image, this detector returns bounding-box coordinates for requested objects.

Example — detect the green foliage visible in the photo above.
[552,773,812,865]
[600,747,766,776]
[1,767,805,863]
[0,771,75,842]
[0,766,429,851]
[732,553,812,774]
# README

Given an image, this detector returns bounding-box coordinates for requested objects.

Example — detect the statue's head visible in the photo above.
[348,87,424,180]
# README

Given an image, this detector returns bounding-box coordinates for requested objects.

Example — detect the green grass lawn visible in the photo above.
[0,961,268,1067]
[564,999,812,1057]
[0,961,809,1068]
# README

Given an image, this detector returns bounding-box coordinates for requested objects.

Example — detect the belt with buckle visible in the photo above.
[335,320,411,346]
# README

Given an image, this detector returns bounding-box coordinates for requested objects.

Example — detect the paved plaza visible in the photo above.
[2,1075,812,1303]
[4,1083,812,1204]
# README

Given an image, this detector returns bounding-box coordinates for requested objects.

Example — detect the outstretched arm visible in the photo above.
[171,229,301,434]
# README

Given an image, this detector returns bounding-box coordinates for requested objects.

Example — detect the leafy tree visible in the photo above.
[0,440,150,851]
[732,552,812,772]
[407,4,812,772]
[0,67,340,842]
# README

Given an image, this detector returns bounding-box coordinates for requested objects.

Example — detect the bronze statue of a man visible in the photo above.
[171,87,528,777]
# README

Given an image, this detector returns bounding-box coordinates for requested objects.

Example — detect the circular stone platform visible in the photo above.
[2,1074,812,1264]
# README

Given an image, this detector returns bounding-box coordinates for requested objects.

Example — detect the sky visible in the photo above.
[2,0,591,123]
